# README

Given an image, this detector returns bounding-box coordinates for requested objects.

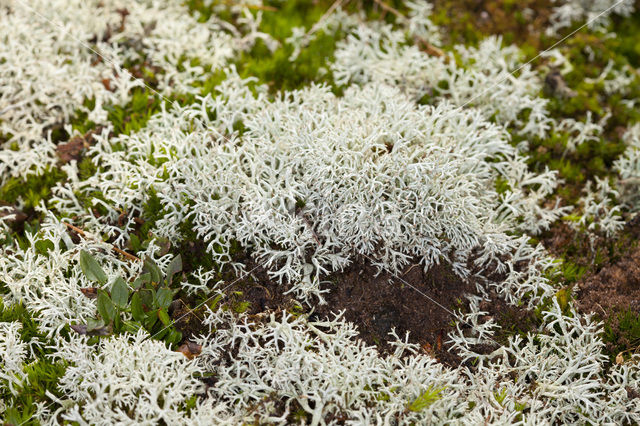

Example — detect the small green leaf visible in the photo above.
[144,311,158,329]
[35,239,55,255]
[143,257,162,284]
[132,273,151,289]
[140,288,154,309]
[122,320,142,334]
[156,288,173,310]
[97,290,116,322]
[158,309,171,326]
[113,312,123,331]
[111,276,129,309]
[129,233,141,252]
[153,327,169,340]
[208,294,224,311]
[80,250,108,284]
[166,254,182,285]
[130,293,145,322]
[167,329,182,345]
[494,388,508,406]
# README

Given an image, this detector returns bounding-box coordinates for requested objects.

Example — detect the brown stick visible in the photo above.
[303,0,349,43]
[414,36,446,58]
[373,0,405,20]
[177,299,204,322]
[371,1,447,60]
[63,221,141,262]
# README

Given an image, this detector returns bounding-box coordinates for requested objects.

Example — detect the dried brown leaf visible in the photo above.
[177,341,203,360]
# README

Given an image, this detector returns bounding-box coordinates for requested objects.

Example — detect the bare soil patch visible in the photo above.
[314,259,470,366]
[314,258,539,367]
[576,218,640,320]
[568,214,640,355]
[177,250,538,368]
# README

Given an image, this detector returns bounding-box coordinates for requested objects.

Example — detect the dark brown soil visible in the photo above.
[567,214,640,356]
[172,255,299,342]
[576,240,640,318]
[177,250,538,368]
[314,259,478,366]
[555,213,640,317]
[229,256,300,316]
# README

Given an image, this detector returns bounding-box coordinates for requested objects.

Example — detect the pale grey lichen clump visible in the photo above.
[547,0,636,35]
[0,0,240,185]
[2,0,640,424]
[70,75,563,301]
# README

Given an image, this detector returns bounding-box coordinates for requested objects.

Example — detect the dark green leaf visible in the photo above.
[111,276,129,309]
[139,288,154,309]
[143,257,162,284]
[144,311,158,329]
[158,309,171,326]
[86,318,105,331]
[156,288,173,310]
[132,272,151,289]
[166,254,182,285]
[123,320,142,334]
[130,293,145,322]
[97,290,116,322]
[129,233,141,252]
[80,250,108,284]
[167,329,182,345]
[153,326,168,340]
[113,312,123,331]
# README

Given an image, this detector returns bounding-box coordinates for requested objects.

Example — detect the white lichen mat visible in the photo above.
[1,0,640,424]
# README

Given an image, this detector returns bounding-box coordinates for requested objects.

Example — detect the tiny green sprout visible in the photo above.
[514,401,528,412]
[494,388,508,406]
[555,287,571,312]
[407,385,444,412]
[233,300,251,314]
[208,294,224,312]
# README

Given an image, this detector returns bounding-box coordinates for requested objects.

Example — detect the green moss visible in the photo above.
[494,175,512,195]
[188,0,357,94]
[105,88,163,136]
[140,188,165,237]
[609,12,640,67]
[69,97,98,135]
[232,299,251,314]
[77,156,98,181]
[558,261,587,285]
[602,309,640,361]
[0,167,66,212]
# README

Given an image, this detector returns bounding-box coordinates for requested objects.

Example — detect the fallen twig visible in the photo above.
[62,221,140,262]
[373,0,404,20]
[302,0,349,43]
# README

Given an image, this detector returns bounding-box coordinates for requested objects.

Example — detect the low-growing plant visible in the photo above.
[72,250,183,345]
